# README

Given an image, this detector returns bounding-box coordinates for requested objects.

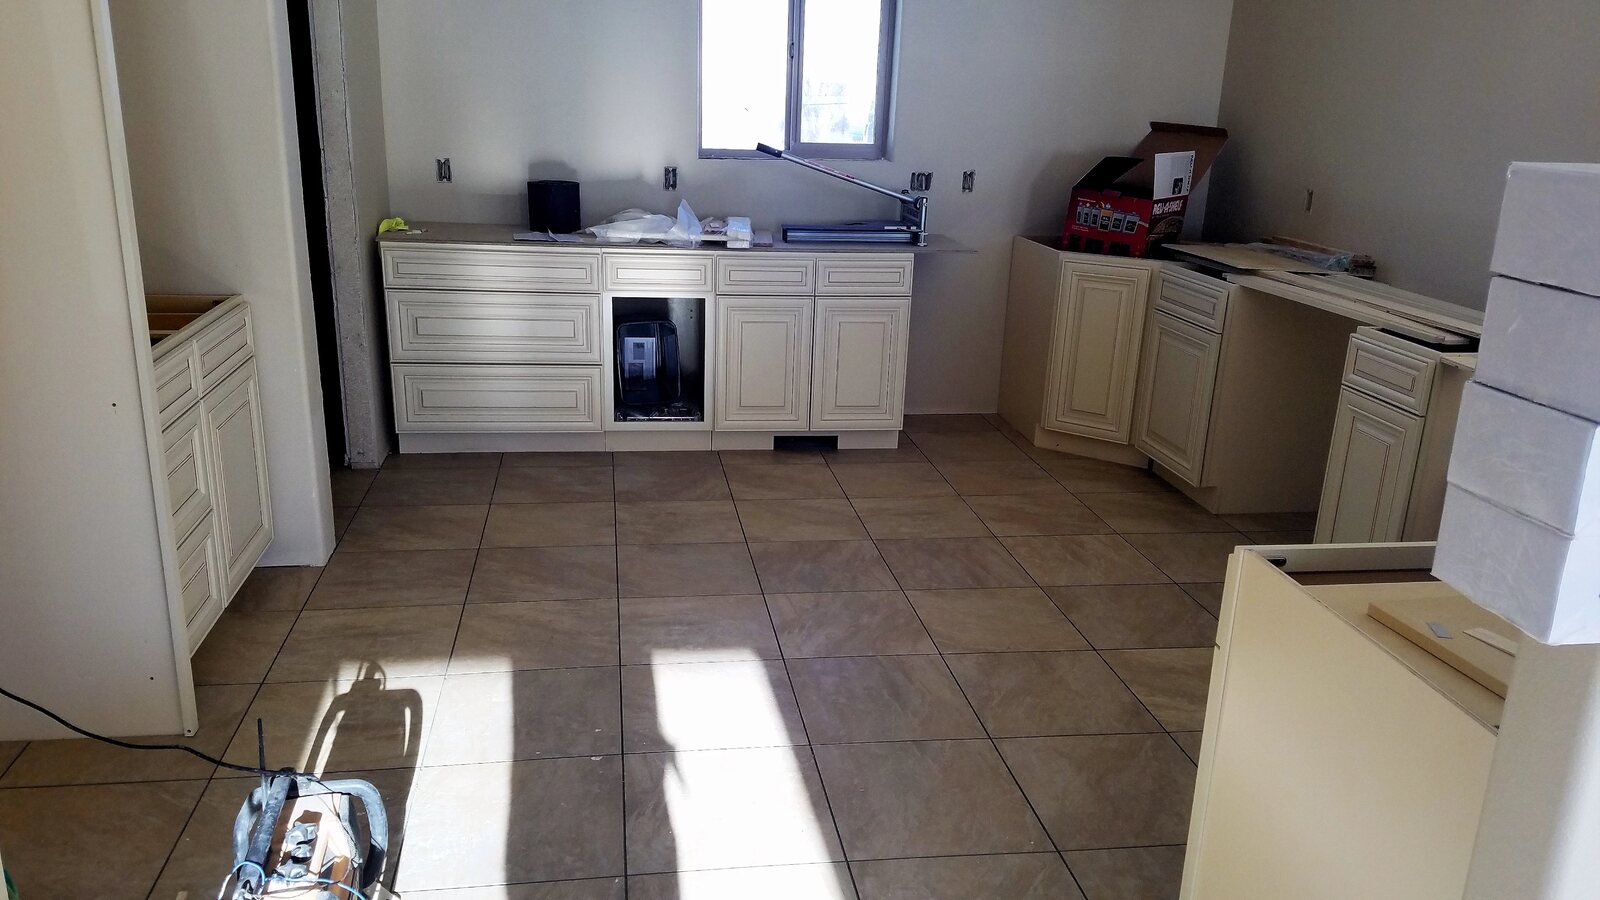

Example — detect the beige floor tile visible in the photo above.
[308,548,476,609]
[875,537,1033,589]
[737,498,866,541]
[852,854,1084,900]
[787,655,984,743]
[850,497,989,539]
[1000,534,1168,586]
[333,505,357,540]
[1064,845,1186,900]
[231,565,322,612]
[341,504,489,551]
[623,660,806,752]
[964,493,1111,536]
[365,466,500,506]
[748,540,898,593]
[495,466,615,503]
[618,543,760,597]
[935,460,1062,496]
[395,757,625,890]
[767,591,936,658]
[502,451,615,468]
[821,444,927,465]
[1180,583,1224,616]
[1036,457,1169,493]
[1101,649,1214,732]
[223,674,443,772]
[725,464,844,499]
[268,605,461,682]
[907,588,1089,653]
[1247,529,1314,544]
[0,743,23,775]
[384,451,502,469]
[615,500,745,544]
[632,863,855,900]
[1080,491,1229,533]
[469,546,619,603]
[190,608,297,685]
[0,683,253,786]
[424,668,622,765]
[903,414,997,432]
[624,746,843,872]
[828,463,954,498]
[1171,732,1203,764]
[1046,584,1218,649]
[613,450,722,467]
[945,652,1159,737]
[998,734,1196,850]
[621,594,778,663]
[1124,532,1246,582]
[813,740,1050,859]
[718,448,826,465]
[483,501,616,547]
[908,430,1030,463]
[407,880,625,900]
[331,467,378,505]
[451,599,619,673]
[0,780,205,898]
[614,464,730,502]
[1222,511,1316,531]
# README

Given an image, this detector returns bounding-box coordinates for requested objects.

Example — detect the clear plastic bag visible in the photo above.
[586,200,704,245]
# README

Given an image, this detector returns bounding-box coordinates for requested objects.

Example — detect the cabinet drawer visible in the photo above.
[194,304,254,393]
[604,253,714,292]
[393,364,603,432]
[383,246,600,293]
[1155,266,1230,332]
[815,255,914,295]
[389,291,602,363]
[1343,333,1436,414]
[176,512,223,626]
[152,343,201,427]
[715,256,815,295]
[163,405,214,543]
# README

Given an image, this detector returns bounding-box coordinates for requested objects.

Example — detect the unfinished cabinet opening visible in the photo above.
[610,296,708,424]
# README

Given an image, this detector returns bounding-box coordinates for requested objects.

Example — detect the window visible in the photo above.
[699,0,897,160]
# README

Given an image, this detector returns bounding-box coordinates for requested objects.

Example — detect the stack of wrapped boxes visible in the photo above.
[1433,163,1600,645]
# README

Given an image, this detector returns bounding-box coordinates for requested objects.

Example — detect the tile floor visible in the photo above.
[0,415,1314,900]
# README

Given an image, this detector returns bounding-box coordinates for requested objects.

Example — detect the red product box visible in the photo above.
[1063,122,1228,257]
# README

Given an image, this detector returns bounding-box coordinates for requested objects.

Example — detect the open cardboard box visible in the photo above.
[1063,121,1228,257]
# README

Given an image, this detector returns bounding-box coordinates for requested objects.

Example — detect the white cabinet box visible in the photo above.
[1476,276,1600,423]
[1491,162,1600,298]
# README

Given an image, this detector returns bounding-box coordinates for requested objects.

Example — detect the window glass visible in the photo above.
[699,0,789,153]
[798,0,884,146]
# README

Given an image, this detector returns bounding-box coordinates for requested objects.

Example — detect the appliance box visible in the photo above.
[1490,162,1600,299]
[1063,122,1229,258]
[1476,276,1600,423]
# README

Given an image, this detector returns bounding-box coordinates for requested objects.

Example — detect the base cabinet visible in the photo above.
[1314,387,1424,543]
[1042,260,1150,441]
[811,297,909,431]
[715,296,813,431]
[1133,310,1222,486]
[204,360,273,596]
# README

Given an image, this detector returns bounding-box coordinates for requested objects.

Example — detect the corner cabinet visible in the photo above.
[1041,261,1150,441]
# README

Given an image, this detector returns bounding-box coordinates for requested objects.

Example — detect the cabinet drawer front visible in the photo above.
[815,255,914,295]
[1133,311,1222,486]
[176,513,223,626]
[153,344,201,427]
[715,256,815,295]
[1156,266,1230,331]
[383,246,600,293]
[389,292,602,363]
[394,365,603,432]
[163,406,213,542]
[603,253,714,292]
[1343,334,1436,414]
[195,305,254,392]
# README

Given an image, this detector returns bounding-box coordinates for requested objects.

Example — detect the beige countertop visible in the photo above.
[379,221,971,254]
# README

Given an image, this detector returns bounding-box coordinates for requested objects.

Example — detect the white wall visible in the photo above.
[0,1,190,738]
[110,0,336,565]
[374,0,1234,413]
[1206,0,1600,309]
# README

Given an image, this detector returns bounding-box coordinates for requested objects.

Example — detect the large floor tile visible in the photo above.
[725,464,844,499]
[365,466,499,506]
[620,594,779,663]
[1222,511,1316,532]
[230,565,322,612]
[1101,649,1215,732]
[615,500,744,544]
[469,546,619,602]
[618,543,760,598]
[501,450,615,468]
[483,502,616,547]
[1036,457,1168,493]
[945,652,1158,737]
[333,505,357,540]
[787,655,983,743]
[852,854,1084,900]
[907,431,1030,463]
[614,464,729,502]
[736,499,866,541]
[935,460,1063,496]
[624,746,843,873]
[623,660,806,752]
[190,608,297,685]
[268,605,461,682]
[849,497,989,539]
[1080,492,1228,533]
[903,414,996,432]
[1064,845,1186,899]
[341,504,489,551]
[718,448,826,466]
[1047,584,1218,649]
[1000,534,1167,586]
[632,863,855,900]
[451,599,619,673]
[821,444,927,465]
[424,668,622,765]
[828,463,955,499]
[767,591,936,658]
[964,493,1111,536]
[384,451,501,469]
[495,466,615,504]
[906,588,1089,652]
[1124,532,1245,582]
[813,740,1049,859]
[748,540,898,593]
[998,734,1196,850]
[222,674,442,772]
[331,467,378,505]
[308,548,476,609]
[1180,582,1224,616]
[875,537,1033,590]
[395,757,625,891]
[406,880,625,900]
[613,450,722,468]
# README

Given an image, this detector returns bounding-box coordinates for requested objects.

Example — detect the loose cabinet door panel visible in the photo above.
[1134,311,1222,486]
[1314,388,1424,543]
[716,296,813,430]
[1042,262,1150,442]
[811,297,909,431]
[203,361,273,596]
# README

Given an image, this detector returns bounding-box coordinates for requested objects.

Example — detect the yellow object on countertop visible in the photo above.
[377,217,409,235]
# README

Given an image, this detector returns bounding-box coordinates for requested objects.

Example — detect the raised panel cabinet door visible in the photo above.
[1042,261,1151,442]
[715,296,813,430]
[811,297,910,431]
[393,364,604,432]
[388,291,602,364]
[1313,388,1424,544]
[202,361,273,597]
[1133,311,1222,486]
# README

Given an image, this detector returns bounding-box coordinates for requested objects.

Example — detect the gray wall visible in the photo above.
[1207,0,1600,308]
[374,0,1233,413]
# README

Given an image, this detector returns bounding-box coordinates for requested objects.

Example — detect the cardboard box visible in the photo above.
[1063,122,1228,258]
[1476,276,1600,422]
[1491,162,1600,299]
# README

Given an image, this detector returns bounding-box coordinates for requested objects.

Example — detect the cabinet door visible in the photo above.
[1133,311,1221,486]
[716,296,813,430]
[1042,261,1151,442]
[203,360,273,596]
[1314,388,1424,544]
[811,297,909,431]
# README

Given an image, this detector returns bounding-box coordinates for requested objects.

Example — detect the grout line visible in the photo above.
[611,463,628,898]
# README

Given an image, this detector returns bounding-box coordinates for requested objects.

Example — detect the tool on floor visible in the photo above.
[755,143,929,246]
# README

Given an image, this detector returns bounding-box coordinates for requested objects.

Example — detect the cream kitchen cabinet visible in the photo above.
[715,295,813,431]
[1133,309,1222,485]
[1041,261,1150,441]
[810,296,909,431]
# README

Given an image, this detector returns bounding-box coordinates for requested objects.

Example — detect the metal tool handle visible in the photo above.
[230,776,390,895]
[755,143,913,205]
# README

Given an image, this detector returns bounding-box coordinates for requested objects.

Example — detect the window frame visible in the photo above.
[698,0,898,161]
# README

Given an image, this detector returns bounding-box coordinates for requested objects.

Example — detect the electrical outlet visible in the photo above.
[1305,188,1315,213]
[909,172,933,192]
[664,166,678,191]
[435,158,452,183]
[961,170,975,193]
